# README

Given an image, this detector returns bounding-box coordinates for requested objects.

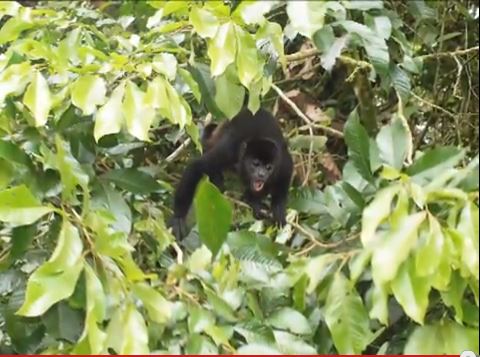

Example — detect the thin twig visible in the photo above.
[271,83,314,185]
[411,92,457,119]
[416,46,479,61]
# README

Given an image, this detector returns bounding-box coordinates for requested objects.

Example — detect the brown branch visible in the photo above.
[416,46,479,61]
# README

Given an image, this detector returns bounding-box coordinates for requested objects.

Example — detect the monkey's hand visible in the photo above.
[169,216,188,240]
[272,205,287,227]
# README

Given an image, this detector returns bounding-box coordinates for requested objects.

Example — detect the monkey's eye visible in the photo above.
[252,159,260,167]
[266,164,272,171]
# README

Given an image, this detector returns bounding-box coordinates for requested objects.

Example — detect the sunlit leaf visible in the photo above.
[286,1,327,38]
[214,65,245,119]
[17,220,84,317]
[324,273,373,354]
[235,25,263,88]
[0,185,53,226]
[94,81,125,142]
[122,80,155,141]
[208,21,236,76]
[0,62,32,105]
[132,283,173,324]
[152,53,177,81]
[376,115,409,170]
[190,6,219,38]
[415,215,444,276]
[71,75,106,116]
[23,71,51,127]
[391,259,430,324]
[372,212,426,284]
[267,307,312,335]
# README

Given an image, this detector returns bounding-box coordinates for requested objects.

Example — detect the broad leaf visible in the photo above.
[208,21,236,76]
[286,1,327,38]
[235,25,263,88]
[122,80,155,141]
[324,273,373,354]
[344,111,374,183]
[267,307,312,335]
[214,65,245,119]
[194,178,232,256]
[376,115,409,170]
[0,62,32,105]
[23,70,51,127]
[391,259,431,324]
[94,81,125,142]
[132,283,173,324]
[17,220,84,317]
[190,6,219,38]
[71,75,106,116]
[101,168,160,195]
[0,185,53,226]
[372,212,426,284]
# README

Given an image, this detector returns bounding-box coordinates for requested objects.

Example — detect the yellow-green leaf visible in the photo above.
[132,283,173,324]
[122,80,155,141]
[391,259,430,324]
[16,220,84,317]
[23,71,51,126]
[0,62,32,105]
[190,6,219,38]
[208,22,236,76]
[372,212,426,284]
[94,81,125,142]
[235,25,263,88]
[0,185,53,226]
[152,53,177,81]
[415,215,444,277]
[71,75,106,115]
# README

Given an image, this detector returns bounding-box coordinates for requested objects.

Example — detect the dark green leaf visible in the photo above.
[101,168,161,195]
[194,178,232,256]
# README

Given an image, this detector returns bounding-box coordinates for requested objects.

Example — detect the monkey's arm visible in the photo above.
[271,156,293,226]
[172,138,235,239]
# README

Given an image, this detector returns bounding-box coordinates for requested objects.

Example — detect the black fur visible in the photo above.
[171,108,293,239]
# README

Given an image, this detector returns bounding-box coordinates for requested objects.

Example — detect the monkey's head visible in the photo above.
[239,138,280,192]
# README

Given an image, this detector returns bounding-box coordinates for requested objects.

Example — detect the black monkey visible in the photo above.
[171,108,293,239]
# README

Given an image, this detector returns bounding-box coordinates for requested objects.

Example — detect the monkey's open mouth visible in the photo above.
[253,180,264,191]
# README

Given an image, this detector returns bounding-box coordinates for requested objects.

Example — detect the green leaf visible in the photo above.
[0,62,32,105]
[234,1,277,25]
[189,6,219,38]
[290,135,327,152]
[344,111,374,183]
[178,68,201,103]
[237,343,281,355]
[94,81,125,142]
[235,25,263,88]
[71,75,106,116]
[257,20,285,68]
[54,135,89,201]
[17,220,84,317]
[267,307,312,335]
[368,283,389,325]
[286,1,327,38]
[10,224,36,260]
[106,304,149,354]
[101,168,160,195]
[391,259,430,324]
[122,80,155,141]
[23,71,51,127]
[457,202,479,279]
[0,185,53,226]
[320,35,349,71]
[372,212,426,284]
[0,13,34,45]
[324,273,373,354]
[415,215,444,276]
[205,289,237,322]
[41,302,84,343]
[405,322,479,354]
[360,184,401,246]
[343,0,383,10]
[152,53,177,81]
[208,21,236,76]
[0,140,32,167]
[194,178,232,256]
[188,305,215,333]
[406,146,465,182]
[273,330,317,354]
[214,65,245,119]
[304,253,336,293]
[391,65,411,101]
[204,325,233,347]
[441,271,467,323]
[376,115,409,170]
[132,283,173,324]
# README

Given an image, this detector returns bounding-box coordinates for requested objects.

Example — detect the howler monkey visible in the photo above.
[171,108,293,239]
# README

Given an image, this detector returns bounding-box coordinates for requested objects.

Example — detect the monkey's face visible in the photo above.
[243,156,274,192]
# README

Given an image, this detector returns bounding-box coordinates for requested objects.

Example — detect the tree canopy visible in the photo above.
[0,0,478,354]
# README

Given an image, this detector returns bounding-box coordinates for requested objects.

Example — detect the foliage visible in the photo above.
[0,0,478,354]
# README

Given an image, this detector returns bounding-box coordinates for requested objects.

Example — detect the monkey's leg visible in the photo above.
[243,191,269,220]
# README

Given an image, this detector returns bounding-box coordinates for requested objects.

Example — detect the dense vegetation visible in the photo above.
[0,0,478,354]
